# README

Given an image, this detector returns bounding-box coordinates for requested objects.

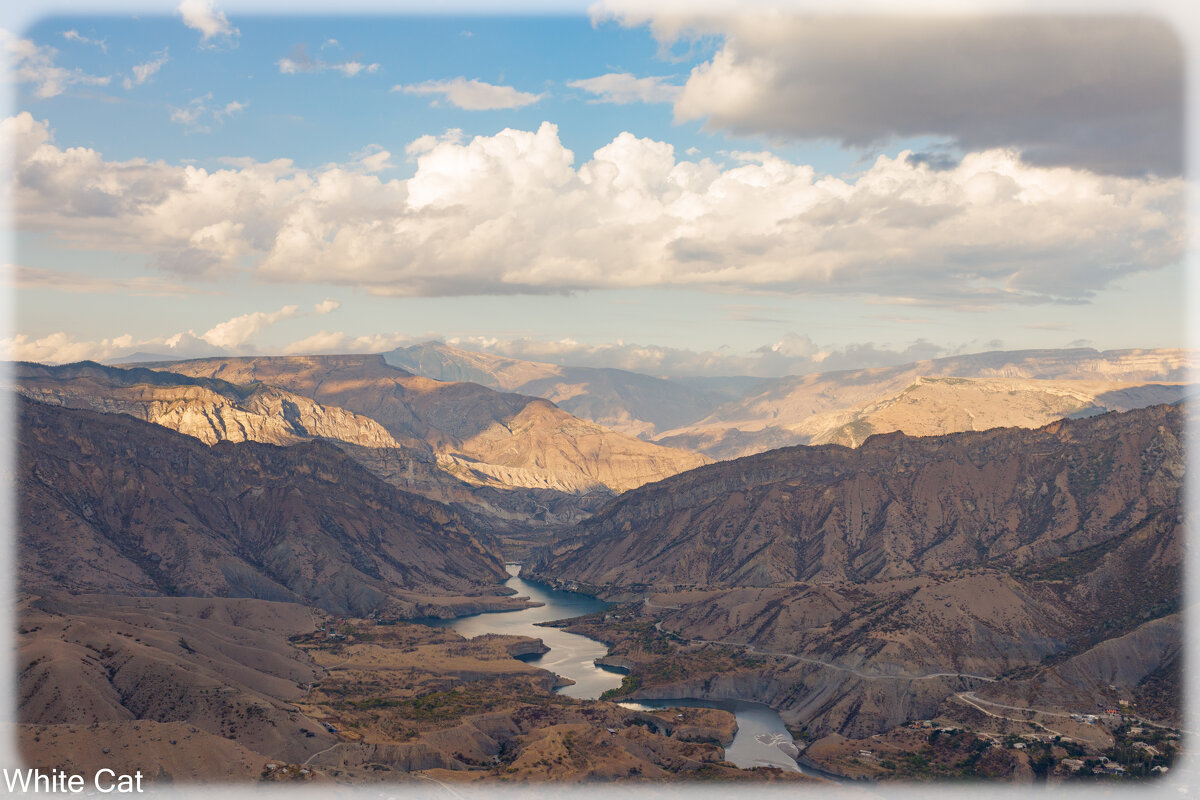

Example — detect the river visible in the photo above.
[420,565,806,773]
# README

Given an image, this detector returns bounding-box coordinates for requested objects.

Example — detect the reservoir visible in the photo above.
[420,564,625,699]
[421,565,805,774]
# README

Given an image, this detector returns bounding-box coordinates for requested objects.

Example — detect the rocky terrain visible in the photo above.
[7,361,611,553]
[532,404,1183,589]
[18,397,517,617]
[137,354,709,495]
[529,405,1184,745]
[655,347,1195,459]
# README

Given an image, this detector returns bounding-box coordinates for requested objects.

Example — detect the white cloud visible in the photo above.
[201,304,298,348]
[62,30,107,53]
[568,72,682,104]
[3,29,111,98]
[169,94,245,131]
[396,78,545,110]
[282,330,348,355]
[123,49,168,89]
[214,100,246,121]
[277,43,379,77]
[592,6,1182,177]
[6,113,1183,303]
[0,299,354,364]
[177,0,238,43]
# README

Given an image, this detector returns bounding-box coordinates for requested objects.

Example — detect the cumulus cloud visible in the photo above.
[0,299,341,364]
[277,43,379,77]
[3,29,111,98]
[177,0,238,43]
[396,78,545,110]
[568,72,682,104]
[5,113,1182,303]
[200,304,298,348]
[592,6,1183,177]
[0,304,263,364]
[123,49,168,89]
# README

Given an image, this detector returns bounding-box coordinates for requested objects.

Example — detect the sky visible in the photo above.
[0,1,1192,378]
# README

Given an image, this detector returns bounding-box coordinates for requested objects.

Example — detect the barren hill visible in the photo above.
[19,397,515,617]
[532,405,1183,737]
[654,348,1195,459]
[532,404,1183,589]
[141,354,709,494]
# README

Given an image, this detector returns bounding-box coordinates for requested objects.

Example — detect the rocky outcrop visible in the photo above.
[18,397,511,616]
[139,354,710,495]
[8,361,405,448]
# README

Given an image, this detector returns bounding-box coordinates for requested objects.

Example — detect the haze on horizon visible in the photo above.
[1,3,1189,378]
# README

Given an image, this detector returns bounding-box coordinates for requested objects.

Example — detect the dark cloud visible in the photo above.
[665,16,1183,176]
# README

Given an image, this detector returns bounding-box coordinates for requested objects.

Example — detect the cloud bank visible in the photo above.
[592,7,1183,177]
[5,113,1182,304]
[2,300,341,365]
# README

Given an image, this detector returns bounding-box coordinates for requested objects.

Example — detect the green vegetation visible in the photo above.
[599,675,641,701]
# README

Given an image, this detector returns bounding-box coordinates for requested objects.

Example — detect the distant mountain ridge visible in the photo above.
[382,343,1195,460]
[135,354,710,495]
[384,341,745,439]
[654,347,1196,458]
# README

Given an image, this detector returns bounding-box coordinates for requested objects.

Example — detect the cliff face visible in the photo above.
[138,354,710,495]
[9,361,407,448]
[18,398,511,616]
[533,404,1183,589]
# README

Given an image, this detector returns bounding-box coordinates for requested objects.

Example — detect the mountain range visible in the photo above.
[526,404,1183,737]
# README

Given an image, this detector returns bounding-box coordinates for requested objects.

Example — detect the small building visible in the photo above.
[1060,759,1084,772]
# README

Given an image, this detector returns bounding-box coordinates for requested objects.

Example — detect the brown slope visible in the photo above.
[141,354,709,494]
[18,594,338,765]
[19,397,512,617]
[655,347,1196,459]
[7,360,604,547]
[531,404,1184,590]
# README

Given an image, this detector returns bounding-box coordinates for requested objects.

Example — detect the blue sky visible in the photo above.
[2,4,1190,375]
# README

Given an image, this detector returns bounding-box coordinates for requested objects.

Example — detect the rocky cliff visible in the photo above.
[139,354,710,495]
[18,397,514,617]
